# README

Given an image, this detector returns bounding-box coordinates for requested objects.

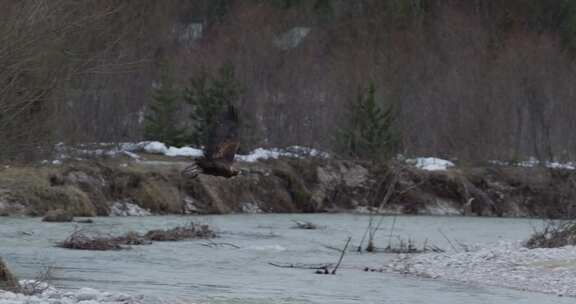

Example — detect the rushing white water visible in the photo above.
[0,214,571,304]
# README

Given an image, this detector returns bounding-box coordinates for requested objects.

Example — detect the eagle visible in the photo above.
[182,104,240,179]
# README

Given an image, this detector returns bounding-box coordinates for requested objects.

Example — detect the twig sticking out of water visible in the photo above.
[359,168,401,252]
[331,237,352,274]
[269,238,352,275]
[438,228,459,253]
[201,240,240,249]
[269,262,333,270]
[386,215,398,249]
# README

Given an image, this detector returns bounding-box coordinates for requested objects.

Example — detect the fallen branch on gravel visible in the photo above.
[56,230,126,250]
[57,222,216,250]
[268,262,334,270]
[145,222,216,241]
[323,244,357,252]
[113,231,152,245]
[19,266,54,296]
[200,240,240,249]
[269,237,352,275]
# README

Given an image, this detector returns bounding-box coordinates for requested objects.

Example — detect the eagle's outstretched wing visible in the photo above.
[182,104,240,179]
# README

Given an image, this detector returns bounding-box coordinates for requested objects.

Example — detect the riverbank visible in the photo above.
[1,146,576,219]
[383,241,576,297]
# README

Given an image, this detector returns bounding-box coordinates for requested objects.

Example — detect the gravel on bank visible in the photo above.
[383,242,576,297]
[0,284,152,304]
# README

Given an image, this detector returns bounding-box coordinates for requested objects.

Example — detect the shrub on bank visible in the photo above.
[525,221,576,249]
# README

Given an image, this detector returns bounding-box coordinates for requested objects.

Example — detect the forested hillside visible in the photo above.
[3,0,576,162]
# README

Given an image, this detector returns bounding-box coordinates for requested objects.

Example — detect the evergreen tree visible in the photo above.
[144,62,187,147]
[207,0,232,23]
[314,0,334,18]
[184,63,243,147]
[338,83,400,160]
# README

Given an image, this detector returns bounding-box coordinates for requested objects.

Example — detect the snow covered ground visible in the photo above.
[488,158,576,170]
[141,142,203,157]
[384,242,576,297]
[235,146,329,162]
[512,157,576,170]
[404,157,455,171]
[48,141,576,173]
[140,142,330,162]
[50,141,330,163]
[0,284,153,304]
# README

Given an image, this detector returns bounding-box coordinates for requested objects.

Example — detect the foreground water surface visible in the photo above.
[0,214,569,304]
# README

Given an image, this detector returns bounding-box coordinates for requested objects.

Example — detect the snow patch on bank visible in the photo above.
[141,142,203,157]
[0,284,151,304]
[384,242,576,297]
[405,157,455,171]
[488,158,576,170]
[137,142,329,161]
[141,141,168,154]
[514,157,576,170]
[236,146,329,162]
[142,143,330,162]
[50,141,329,163]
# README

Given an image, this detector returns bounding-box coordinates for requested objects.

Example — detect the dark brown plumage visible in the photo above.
[182,105,240,179]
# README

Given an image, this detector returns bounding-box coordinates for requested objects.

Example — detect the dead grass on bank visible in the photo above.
[0,166,96,216]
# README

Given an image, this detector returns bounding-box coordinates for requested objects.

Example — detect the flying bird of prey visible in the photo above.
[182,104,240,179]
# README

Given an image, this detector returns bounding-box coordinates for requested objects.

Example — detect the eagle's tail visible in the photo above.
[181,162,201,179]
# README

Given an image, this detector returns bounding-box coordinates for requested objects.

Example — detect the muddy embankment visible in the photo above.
[0,156,575,218]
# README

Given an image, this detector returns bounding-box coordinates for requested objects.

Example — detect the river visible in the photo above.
[0,214,569,303]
